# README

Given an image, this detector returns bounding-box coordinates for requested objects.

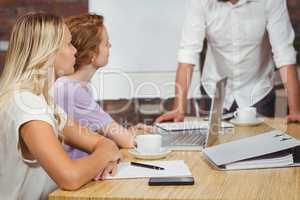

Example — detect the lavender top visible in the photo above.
[54,77,113,159]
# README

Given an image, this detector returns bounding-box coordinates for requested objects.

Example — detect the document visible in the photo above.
[155,121,233,131]
[203,130,300,170]
[225,151,294,170]
[105,160,192,179]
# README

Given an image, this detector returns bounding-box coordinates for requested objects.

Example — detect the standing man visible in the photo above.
[156,0,300,123]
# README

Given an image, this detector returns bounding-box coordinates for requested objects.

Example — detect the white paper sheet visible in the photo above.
[105,160,192,179]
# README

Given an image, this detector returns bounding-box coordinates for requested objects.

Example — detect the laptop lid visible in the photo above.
[205,77,227,148]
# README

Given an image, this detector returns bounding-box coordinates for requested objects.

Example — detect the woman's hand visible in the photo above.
[94,160,120,180]
[94,138,122,162]
[93,141,122,181]
[129,123,154,133]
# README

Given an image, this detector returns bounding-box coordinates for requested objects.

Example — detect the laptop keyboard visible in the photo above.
[161,130,207,147]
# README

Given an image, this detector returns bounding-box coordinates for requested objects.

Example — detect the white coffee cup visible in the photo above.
[135,134,162,154]
[234,107,257,123]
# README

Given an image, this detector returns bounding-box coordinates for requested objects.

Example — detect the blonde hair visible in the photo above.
[0,12,65,107]
[0,12,66,138]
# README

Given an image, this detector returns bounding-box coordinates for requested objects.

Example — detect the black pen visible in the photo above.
[130,162,165,170]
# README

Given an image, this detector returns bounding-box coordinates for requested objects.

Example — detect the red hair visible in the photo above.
[65,13,104,70]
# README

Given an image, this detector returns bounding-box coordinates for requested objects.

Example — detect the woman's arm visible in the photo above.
[101,121,135,148]
[100,122,154,148]
[20,118,121,190]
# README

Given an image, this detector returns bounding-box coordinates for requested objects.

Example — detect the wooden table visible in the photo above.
[49,118,300,200]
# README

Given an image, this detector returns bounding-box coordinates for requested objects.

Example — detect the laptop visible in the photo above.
[156,77,228,151]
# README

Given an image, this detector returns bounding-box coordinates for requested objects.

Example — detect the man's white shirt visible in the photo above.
[177,0,297,109]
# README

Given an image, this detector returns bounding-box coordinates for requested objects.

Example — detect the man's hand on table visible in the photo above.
[155,110,184,123]
[287,111,300,123]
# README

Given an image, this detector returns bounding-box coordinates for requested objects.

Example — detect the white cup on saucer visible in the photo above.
[233,107,257,123]
[135,134,162,154]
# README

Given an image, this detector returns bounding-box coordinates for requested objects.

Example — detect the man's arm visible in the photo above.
[156,0,205,122]
[265,0,300,121]
[156,63,194,122]
[279,64,300,121]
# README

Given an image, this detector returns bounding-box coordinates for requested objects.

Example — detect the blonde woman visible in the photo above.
[0,13,122,200]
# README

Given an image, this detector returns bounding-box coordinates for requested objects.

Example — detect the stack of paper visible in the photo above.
[225,153,294,170]
[203,130,300,170]
[105,160,192,179]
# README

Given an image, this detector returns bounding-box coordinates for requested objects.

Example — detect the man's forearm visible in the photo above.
[174,63,194,113]
[279,64,300,114]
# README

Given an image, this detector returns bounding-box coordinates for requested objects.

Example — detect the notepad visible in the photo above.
[155,121,233,131]
[105,160,192,179]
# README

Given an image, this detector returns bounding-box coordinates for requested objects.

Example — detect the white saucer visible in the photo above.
[229,117,264,126]
[128,148,171,160]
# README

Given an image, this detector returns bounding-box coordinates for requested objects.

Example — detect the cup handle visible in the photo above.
[134,138,138,148]
[233,111,238,119]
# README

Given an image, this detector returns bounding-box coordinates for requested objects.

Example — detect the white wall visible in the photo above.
[90,68,201,100]
[90,67,299,100]
[89,0,187,72]
[88,0,199,100]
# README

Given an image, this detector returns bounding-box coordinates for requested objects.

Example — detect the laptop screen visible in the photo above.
[205,77,227,147]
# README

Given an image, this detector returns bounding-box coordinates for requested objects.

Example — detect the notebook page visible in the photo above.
[105,160,192,179]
